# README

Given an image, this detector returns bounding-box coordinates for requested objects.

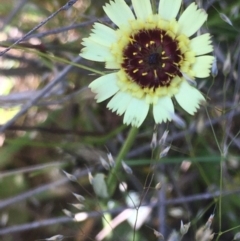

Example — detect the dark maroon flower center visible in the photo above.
[121,29,183,89]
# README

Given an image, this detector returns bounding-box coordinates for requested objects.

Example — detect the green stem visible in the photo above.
[107,126,138,196]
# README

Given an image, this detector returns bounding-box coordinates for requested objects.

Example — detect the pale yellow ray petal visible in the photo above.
[178,3,207,37]
[190,33,213,56]
[175,81,205,115]
[132,0,152,20]
[107,91,132,115]
[158,0,181,20]
[153,96,174,123]
[192,56,214,78]
[80,39,114,62]
[103,0,135,27]
[89,73,119,102]
[90,23,118,47]
[123,98,149,127]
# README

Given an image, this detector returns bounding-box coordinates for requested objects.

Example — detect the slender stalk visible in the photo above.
[107,126,138,196]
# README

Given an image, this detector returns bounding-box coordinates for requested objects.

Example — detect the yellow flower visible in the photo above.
[80,0,214,127]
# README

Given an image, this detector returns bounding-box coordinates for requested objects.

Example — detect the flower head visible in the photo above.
[80,0,214,127]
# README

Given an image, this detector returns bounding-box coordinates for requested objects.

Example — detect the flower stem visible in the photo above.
[107,126,138,197]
